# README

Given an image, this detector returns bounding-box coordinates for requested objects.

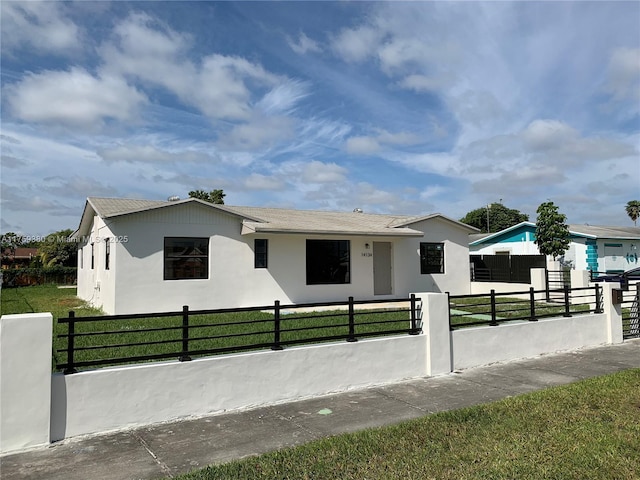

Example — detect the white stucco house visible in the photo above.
[72,197,478,314]
[469,221,640,273]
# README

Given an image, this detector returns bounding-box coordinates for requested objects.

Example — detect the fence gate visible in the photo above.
[622,284,640,339]
[545,269,571,302]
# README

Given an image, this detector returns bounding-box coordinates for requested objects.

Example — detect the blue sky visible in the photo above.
[1,1,639,236]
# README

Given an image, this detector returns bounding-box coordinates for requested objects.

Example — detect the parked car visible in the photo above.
[591,266,640,290]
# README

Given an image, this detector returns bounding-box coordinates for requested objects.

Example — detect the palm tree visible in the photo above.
[626,200,640,226]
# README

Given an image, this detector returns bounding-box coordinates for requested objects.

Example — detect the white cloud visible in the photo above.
[100,13,281,122]
[604,47,640,102]
[287,32,322,55]
[345,129,422,155]
[256,80,311,116]
[42,176,118,197]
[1,2,82,56]
[331,25,381,63]
[221,116,295,151]
[397,74,450,93]
[242,173,285,191]
[376,129,422,146]
[97,144,215,164]
[5,68,148,128]
[345,136,381,155]
[521,120,579,151]
[301,161,348,184]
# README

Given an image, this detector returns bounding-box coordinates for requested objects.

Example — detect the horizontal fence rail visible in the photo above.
[620,283,640,339]
[56,296,421,374]
[448,285,603,331]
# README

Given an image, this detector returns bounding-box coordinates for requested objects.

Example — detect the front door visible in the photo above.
[373,242,392,295]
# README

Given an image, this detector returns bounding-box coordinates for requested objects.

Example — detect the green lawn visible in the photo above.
[1,286,413,371]
[1,284,101,320]
[449,294,593,328]
[173,369,640,480]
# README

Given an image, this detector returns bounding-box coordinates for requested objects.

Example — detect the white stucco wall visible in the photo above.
[597,239,639,272]
[50,335,427,441]
[395,219,472,296]
[0,313,52,454]
[78,204,473,314]
[451,313,609,370]
[76,216,117,313]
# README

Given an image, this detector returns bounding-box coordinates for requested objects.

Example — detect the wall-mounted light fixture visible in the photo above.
[631,244,637,250]
[365,243,370,249]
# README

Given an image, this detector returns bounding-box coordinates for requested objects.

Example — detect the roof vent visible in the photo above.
[353,208,363,213]
[167,195,180,202]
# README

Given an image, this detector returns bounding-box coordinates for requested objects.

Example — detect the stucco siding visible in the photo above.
[77,203,474,314]
[395,219,471,295]
[76,216,116,313]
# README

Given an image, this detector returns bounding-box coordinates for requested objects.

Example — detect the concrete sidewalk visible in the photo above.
[2,339,639,480]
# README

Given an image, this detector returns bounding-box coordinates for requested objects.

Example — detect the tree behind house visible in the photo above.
[460,203,529,233]
[534,201,570,260]
[626,200,640,226]
[188,189,225,204]
[36,229,77,267]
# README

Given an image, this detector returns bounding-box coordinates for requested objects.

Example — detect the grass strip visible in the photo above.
[174,369,640,480]
[1,286,412,371]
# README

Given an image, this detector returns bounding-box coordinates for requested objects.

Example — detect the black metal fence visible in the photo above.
[448,285,603,330]
[57,296,421,374]
[470,255,546,283]
[620,283,640,339]
[545,269,571,301]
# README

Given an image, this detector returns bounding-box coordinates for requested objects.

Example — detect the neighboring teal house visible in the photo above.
[469,222,640,273]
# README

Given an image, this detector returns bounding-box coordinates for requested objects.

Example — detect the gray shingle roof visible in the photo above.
[79,197,476,237]
[226,206,424,236]
[87,197,173,218]
[568,224,640,239]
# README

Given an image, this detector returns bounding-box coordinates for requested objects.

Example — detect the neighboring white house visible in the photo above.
[73,197,478,314]
[469,222,640,272]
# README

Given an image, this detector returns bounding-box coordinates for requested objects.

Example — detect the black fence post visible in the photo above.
[545,269,550,302]
[347,296,357,342]
[563,285,572,317]
[64,311,78,374]
[490,289,498,326]
[179,305,192,361]
[595,284,603,313]
[529,287,537,321]
[409,294,419,335]
[272,300,283,350]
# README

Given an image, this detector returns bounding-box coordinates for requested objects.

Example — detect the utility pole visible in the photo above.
[486,204,491,233]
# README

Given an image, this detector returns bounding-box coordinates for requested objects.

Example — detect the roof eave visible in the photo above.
[242,225,424,237]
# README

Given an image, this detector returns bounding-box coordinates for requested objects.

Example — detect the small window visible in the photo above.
[306,240,350,285]
[164,237,209,280]
[79,247,83,269]
[104,238,110,270]
[254,239,268,268]
[91,243,95,270]
[420,243,444,274]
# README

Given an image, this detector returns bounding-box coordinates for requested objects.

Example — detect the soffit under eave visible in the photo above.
[71,201,97,240]
[240,224,424,237]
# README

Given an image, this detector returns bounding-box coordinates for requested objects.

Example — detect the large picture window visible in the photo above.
[164,237,209,280]
[420,242,444,274]
[306,240,350,285]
